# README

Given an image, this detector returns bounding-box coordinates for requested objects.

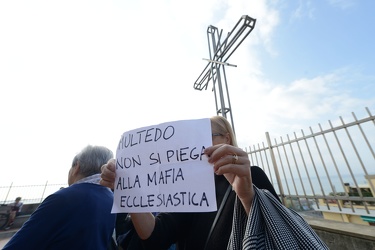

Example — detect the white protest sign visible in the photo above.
[112,118,217,213]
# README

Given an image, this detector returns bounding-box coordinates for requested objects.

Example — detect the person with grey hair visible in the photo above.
[4,145,117,250]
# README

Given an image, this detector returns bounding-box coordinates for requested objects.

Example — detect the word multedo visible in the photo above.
[118,125,175,150]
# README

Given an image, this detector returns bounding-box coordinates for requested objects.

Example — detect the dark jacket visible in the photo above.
[119,166,279,250]
[3,183,116,250]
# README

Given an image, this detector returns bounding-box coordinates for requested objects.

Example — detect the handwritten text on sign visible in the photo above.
[112,118,217,213]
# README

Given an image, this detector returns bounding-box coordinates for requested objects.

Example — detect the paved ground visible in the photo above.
[0,237,11,248]
[0,228,18,248]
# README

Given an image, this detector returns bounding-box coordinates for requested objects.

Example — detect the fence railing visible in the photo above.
[246,107,375,219]
[0,182,67,205]
[1,107,374,221]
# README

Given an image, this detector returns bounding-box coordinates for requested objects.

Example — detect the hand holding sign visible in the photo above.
[99,115,264,249]
[112,118,217,213]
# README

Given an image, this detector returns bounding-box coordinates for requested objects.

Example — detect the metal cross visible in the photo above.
[193,15,256,134]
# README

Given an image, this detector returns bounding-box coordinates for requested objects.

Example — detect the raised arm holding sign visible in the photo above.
[101,116,274,249]
[101,116,327,250]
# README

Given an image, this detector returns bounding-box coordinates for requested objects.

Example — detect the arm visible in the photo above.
[100,159,186,248]
[130,213,156,239]
[18,203,23,213]
[250,166,280,201]
[100,160,157,240]
[205,144,254,214]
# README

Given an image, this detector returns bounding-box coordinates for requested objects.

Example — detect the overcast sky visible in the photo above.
[1,0,374,185]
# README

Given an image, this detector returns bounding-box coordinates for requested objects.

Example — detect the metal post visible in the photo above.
[265,132,286,205]
[3,182,13,204]
[40,181,48,203]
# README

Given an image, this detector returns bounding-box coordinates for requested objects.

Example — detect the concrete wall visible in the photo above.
[19,203,39,215]
[0,203,39,229]
[304,215,375,250]
[314,229,375,250]
[3,204,375,249]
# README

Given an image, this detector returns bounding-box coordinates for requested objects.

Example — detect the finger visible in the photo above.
[101,165,116,180]
[215,162,250,176]
[212,154,239,172]
[99,179,114,190]
[101,159,116,173]
[107,159,116,170]
[208,146,245,165]
[204,144,222,157]
[100,159,116,184]
[214,158,250,175]
[100,164,106,173]
[213,150,250,175]
[205,144,242,163]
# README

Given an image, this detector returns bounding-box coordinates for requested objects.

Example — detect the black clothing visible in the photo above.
[228,187,329,249]
[121,166,279,250]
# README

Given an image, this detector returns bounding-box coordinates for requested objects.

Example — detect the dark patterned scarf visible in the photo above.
[228,186,329,249]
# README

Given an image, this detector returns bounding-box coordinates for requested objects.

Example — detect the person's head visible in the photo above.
[68,145,113,186]
[210,116,237,147]
[15,197,21,203]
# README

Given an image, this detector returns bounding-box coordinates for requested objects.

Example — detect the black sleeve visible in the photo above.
[141,212,196,249]
[251,166,280,202]
[119,212,196,250]
[115,213,130,238]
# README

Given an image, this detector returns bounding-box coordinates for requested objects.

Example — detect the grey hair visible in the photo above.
[72,145,113,177]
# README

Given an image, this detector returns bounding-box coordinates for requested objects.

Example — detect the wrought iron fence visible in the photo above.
[0,182,67,205]
[1,107,374,222]
[246,107,375,221]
